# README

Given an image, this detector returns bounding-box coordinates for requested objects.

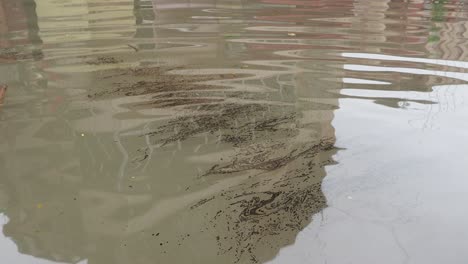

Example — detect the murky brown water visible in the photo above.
[1,0,468,263]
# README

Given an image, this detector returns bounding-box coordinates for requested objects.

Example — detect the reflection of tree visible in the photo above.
[423,0,468,129]
[428,0,447,43]
[432,0,447,22]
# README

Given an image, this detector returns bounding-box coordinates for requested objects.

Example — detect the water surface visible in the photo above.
[1,0,468,263]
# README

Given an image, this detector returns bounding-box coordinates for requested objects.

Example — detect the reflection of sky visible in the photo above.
[270,53,468,264]
[271,87,468,263]
[0,215,82,264]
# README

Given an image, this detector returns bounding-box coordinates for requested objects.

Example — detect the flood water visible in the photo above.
[1,0,468,263]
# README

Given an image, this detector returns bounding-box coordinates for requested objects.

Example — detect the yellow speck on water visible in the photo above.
[37,203,43,209]
[81,133,85,137]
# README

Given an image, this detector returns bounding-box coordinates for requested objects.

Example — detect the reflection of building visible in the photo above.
[0,0,43,87]
[0,0,29,51]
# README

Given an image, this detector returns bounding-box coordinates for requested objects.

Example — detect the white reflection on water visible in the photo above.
[344,64,468,82]
[343,53,468,69]
[342,78,391,85]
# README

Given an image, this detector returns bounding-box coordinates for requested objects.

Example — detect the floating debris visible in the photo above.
[127,44,139,52]
[88,66,247,100]
[84,65,337,262]
[86,56,123,65]
[0,84,7,104]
